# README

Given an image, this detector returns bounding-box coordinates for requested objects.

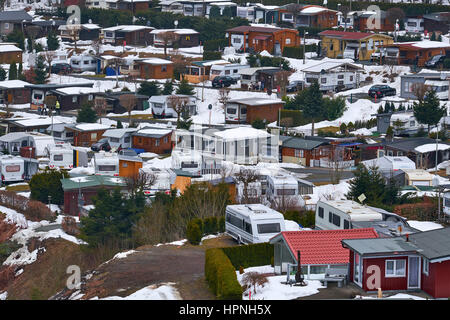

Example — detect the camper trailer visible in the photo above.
[266,173,301,205]
[149,95,197,119]
[210,64,249,81]
[46,143,74,169]
[315,200,384,230]
[70,55,97,73]
[140,167,176,197]
[171,149,202,176]
[0,156,25,184]
[93,152,119,176]
[225,204,286,244]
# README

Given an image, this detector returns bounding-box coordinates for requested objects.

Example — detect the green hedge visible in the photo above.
[222,243,274,269]
[278,109,309,127]
[204,39,229,52]
[283,44,317,59]
[203,51,222,61]
[205,248,243,300]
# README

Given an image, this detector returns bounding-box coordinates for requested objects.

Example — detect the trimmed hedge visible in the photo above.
[203,51,222,61]
[222,243,274,269]
[278,109,309,127]
[205,248,243,300]
[283,44,317,59]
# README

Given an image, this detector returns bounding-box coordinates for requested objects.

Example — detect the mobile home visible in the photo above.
[149,95,198,119]
[225,204,286,244]
[266,173,302,206]
[139,166,176,197]
[93,152,119,176]
[209,63,249,81]
[70,55,98,73]
[0,155,24,184]
[171,149,202,176]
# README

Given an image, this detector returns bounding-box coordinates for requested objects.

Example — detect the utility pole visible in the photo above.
[303,30,307,65]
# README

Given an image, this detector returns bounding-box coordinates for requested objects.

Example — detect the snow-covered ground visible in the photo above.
[236,265,324,300]
[356,293,427,300]
[407,220,443,232]
[87,282,182,300]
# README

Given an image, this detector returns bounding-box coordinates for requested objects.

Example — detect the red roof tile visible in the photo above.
[277,228,378,265]
[319,30,387,40]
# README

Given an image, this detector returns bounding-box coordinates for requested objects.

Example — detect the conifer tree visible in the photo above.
[8,63,17,80]
[77,103,98,123]
[176,77,195,95]
[34,56,47,84]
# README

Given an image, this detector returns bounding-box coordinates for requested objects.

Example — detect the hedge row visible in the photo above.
[282,44,317,59]
[205,248,243,300]
[187,216,225,245]
[278,109,310,127]
[0,190,56,222]
[222,243,274,270]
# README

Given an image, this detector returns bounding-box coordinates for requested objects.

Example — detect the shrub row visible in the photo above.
[222,243,274,270]
[279,109,309,127]
[0,190,56,222]
[203,39,229,52]
[187,216,225,245]
[282,44,317,59]
[393,202,437,221]
[205,248,243,300]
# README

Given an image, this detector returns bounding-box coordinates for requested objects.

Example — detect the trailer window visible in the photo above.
[318,206,324,218]
[276,189,295,196]
[181,162,198,168]
[257,223,280,234]
[53,154,64,161]
[98,165,116,172]
[244,221,252,234]
[226,213,243,229]
[332,213,341,227]
[5,165,20,172]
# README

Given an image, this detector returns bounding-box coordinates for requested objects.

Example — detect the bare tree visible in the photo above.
[411,83,430,102]
[43,51,56,78]
[274,70,292,98]
[119,94,137,126]
[339,5,351,32]
[234,167,260,204]
[25,25,42,51]
[91,38,102,59]
[284,3,303,27]
[158,31,180,58]
[94,96,108,124]
[3,89,11,118]
[218,87,231,123]
[125,171,157,196]
[242,272,268,294]
[172,54,193,80]
[167,95,190,126]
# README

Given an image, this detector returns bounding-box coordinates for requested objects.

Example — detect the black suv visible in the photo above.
[51,63,73,75]
[425,54,446,68]
[368,85,397,98]
[212,76,237,88]
[91,138,111,152]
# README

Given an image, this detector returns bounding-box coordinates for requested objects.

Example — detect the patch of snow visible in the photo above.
[0,291,7,300]
[155,239,187,247]
[284,220,301,231]
[113,250,137,260]
[97,282,181,300]
[407,220,443,232]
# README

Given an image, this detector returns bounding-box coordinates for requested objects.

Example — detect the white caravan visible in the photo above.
[210,63,249,81]
[171,149,202,176]
[315,200,383,230]
[93,152,119,176]
[140,167,176,197]
[266,173,302,205]
[225,204,286,244]
[46,143,74,169]
[70,55,97,73]
[0,155,25,183]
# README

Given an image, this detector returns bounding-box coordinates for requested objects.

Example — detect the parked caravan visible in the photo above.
[315,200,384,230]
[46,143,74,169]
[0,156,25,184]
[225,204,286,244]
[266,173,302,206]
[210,64,249,81]
[140,167,176,197]
[149,95,197,118]
[70,55,97,73]
[93,152,119,176]
[171,149,202,176]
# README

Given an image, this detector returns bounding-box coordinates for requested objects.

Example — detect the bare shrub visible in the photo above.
[241,272,268,294]
[62,217,80,236]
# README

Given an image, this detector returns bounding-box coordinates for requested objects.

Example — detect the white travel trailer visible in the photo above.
[404,17,424,34]
[140,167,176,197]
[389,112,425,136]
[236,180,262,203]
[210,63,249,81]
[424,80,449,100]
[149,95,198,118]
[102,128,137,150]
[94,152,119,176]
[315,200,383,230]
[361,156,416,176]
[266,173,302,206]
[225,204,286,244]
[70,55,97,73]
[45,143,74,169]
[171,149,202,176]
[0,155,25,184]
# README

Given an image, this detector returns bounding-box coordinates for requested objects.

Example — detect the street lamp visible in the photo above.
[208,104,212,127]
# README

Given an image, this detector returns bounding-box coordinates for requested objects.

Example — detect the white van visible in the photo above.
[225,204,286,244]
[210,64,249,81]
[70,55,97,73]
[171,149,202,176]
[0,156,25,183]
[315,200,383,230]
[94,152,119,176]
[46,143,74,169]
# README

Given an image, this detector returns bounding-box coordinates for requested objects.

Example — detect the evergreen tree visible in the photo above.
[176,78,195,95]
[6,29,25,50]
[222,6,233,17]
[17,62,24,80]
[301,80,323,136]
[377,105,384,114]
[162,80,174,95]
[77,102,98,123]
[34,55,47,84]
[27,38,33,53]
[0,66,6,81]
[8,63,17,80]
[413,89,446,134]
[386,126,394,140]
[47,31,60,51]
[177,106,193,130]
[117,120,123,129]
[209,5,221,18]
[347,164,388,205]
[29,169,69,205]
[430,32,436,41]
[138,81,160,97]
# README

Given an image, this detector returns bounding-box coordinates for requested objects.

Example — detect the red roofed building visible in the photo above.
[383,41,450,67]
[269,228,378,278]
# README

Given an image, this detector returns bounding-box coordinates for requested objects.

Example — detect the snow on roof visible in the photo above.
[301,6,329,14]
[302,61,362,73]
[214,127,270,140]
[227,204,284,219]
[136,128,172,136]
[102,25,153,32]
[151,28,199,35]
[102,128,137,138]
[0,80,31,88]
[411,40,450,49]
[14,118,64,127]
[55,87,99,95]
[402,169,433,181]
[0,44,22,52]
[390,112,415,122]
[415,143,450,153]
[238,67,280,75]
[318,199,383,221]
[228,97,284,106]
[75,123,111,131]
[141,58,173,65]
[424,80,448,86]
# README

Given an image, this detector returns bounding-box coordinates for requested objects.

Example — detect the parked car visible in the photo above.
[286,80,304,93]
[91,138,111,152]
[425,54,446,68]
[118,148,138,157]
[50,63,73,75]
[368,85,397,98]
[212,76,237,88]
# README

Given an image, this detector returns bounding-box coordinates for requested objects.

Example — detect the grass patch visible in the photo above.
[5,184,30,192]
[0,241,21,264]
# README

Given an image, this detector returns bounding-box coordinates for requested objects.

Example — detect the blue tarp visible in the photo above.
[338,142,363,147]
[131,148,145,155]
[105,66,119,76]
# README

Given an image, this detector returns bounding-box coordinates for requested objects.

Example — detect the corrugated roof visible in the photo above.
[272,228,378,265]
[0,10,32,22]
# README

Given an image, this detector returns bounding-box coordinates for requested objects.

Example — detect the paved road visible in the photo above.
[284,167,354,183]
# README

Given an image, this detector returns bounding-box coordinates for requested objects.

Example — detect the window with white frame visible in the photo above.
[423,258,429,275]
[294,149,304,158]
[385,259,406,277]
[286,38,291,45]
